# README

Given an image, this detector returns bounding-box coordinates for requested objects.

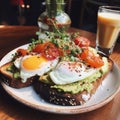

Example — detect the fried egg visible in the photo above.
[49,61,99,85]
[14,55,58,82]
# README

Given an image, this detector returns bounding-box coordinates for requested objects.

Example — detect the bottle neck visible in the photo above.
[45,0,65,17]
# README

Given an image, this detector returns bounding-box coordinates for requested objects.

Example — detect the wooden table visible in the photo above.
[0,26,120,120]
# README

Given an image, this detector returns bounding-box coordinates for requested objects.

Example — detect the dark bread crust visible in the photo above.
[0,62,38,88]
[33,59,113,106]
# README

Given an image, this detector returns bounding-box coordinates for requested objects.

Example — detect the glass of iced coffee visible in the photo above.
[96,6,120,56]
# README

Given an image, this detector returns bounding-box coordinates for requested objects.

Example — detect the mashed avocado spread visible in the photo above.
[51,71,102,94]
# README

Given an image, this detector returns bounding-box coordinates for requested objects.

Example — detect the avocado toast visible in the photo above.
[0,31,113,106]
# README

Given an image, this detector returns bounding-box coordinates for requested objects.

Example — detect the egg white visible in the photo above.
[49,61,99,85]
[14,55,59,83]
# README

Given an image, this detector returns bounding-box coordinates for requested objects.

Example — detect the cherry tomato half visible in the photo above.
[33,42,60,60]
[17,49,28,56]
[74,36,90,47]
[80,49,104,68]
[32,44,44,53]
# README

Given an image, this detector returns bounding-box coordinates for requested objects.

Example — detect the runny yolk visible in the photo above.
[22,56,48,70]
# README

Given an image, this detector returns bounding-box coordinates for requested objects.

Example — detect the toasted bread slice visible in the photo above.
[0,62,38,88]
[33,58,113,106]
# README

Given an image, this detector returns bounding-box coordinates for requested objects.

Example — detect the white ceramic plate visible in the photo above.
[0,44,120,114]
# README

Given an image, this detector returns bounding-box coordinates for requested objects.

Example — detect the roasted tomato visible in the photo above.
[33,42,60,60]
[80,49,104,68]
[74,36,90,47]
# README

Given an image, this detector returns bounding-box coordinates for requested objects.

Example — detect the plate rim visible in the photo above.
[1,72,120,114]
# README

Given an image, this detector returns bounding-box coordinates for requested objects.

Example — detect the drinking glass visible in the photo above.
[96,6,120,56]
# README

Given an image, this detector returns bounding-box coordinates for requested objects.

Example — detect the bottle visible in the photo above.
[38,0,71,38]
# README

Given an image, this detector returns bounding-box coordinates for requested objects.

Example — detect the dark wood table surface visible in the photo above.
[0,26,120,120]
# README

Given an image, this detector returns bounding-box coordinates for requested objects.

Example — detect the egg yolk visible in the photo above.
[22,56,48,70]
